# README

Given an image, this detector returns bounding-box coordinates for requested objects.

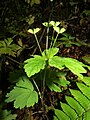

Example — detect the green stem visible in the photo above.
[52,33,59,47]
[34,34,42,55]
[50,30,55,48]
[32,79,42,99]
[7,56,21,64]
[46,27,49,49]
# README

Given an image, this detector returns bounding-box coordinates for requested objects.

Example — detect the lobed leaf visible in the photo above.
[5,76,38,109]
[24,55,46,77]
[64,58,86,79]
[49,56,65,70]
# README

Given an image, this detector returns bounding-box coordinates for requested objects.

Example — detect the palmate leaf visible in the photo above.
[0,38,20,57]
[24,55,46,77]
[5,76,38,109]
[0,110,17,120]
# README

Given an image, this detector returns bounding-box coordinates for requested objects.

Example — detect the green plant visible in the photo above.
[0,38,25,57]
[54,76,90,120]
[0,109,17,120]
[5,21,90,119]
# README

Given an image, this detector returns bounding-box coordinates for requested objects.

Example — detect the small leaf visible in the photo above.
[42,47,59,59]
[49,21,60,27]
[53,27,66,34]
[60,28,66,33]
[53,27,61,33]
[24,55,46,77]
[28,28,40,34]
[5,76,38,109]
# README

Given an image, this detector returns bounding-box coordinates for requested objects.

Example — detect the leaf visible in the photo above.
[0,38,20,57]
[70,89,90,110]
[53,27,61,33]
[47,79,61,92]
[0,110,17,120]
[24,55,46,77]
[77,82,90,100]
[60,102,78,119]
[5,76,38,109]
[53,27,66,34]
[28,28,40,34]
[81,77,90,86]
[42,22,52,27]
[42,47,59,59]
[26,15,35,25]
[49,56,65,70]
[49,21,60,27]
[54,109,70,120]
[82,55,90,64]
[30,0,40,6]
[64,58,86,79]
[65,96,84,116]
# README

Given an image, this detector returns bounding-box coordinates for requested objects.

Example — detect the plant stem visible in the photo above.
[34,34,42,55]
[46,26,49,49]
[52,33,59,47]
[50,30,55,48]
[7,56,21,64]
[32,79,42,99]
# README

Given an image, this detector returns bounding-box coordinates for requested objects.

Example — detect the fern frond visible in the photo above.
[54,77,90,120]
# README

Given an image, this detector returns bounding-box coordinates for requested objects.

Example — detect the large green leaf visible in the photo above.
[5,76,38,109]
[64,58,86,79]
[49,56,65,70]
[24,55,46,77]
